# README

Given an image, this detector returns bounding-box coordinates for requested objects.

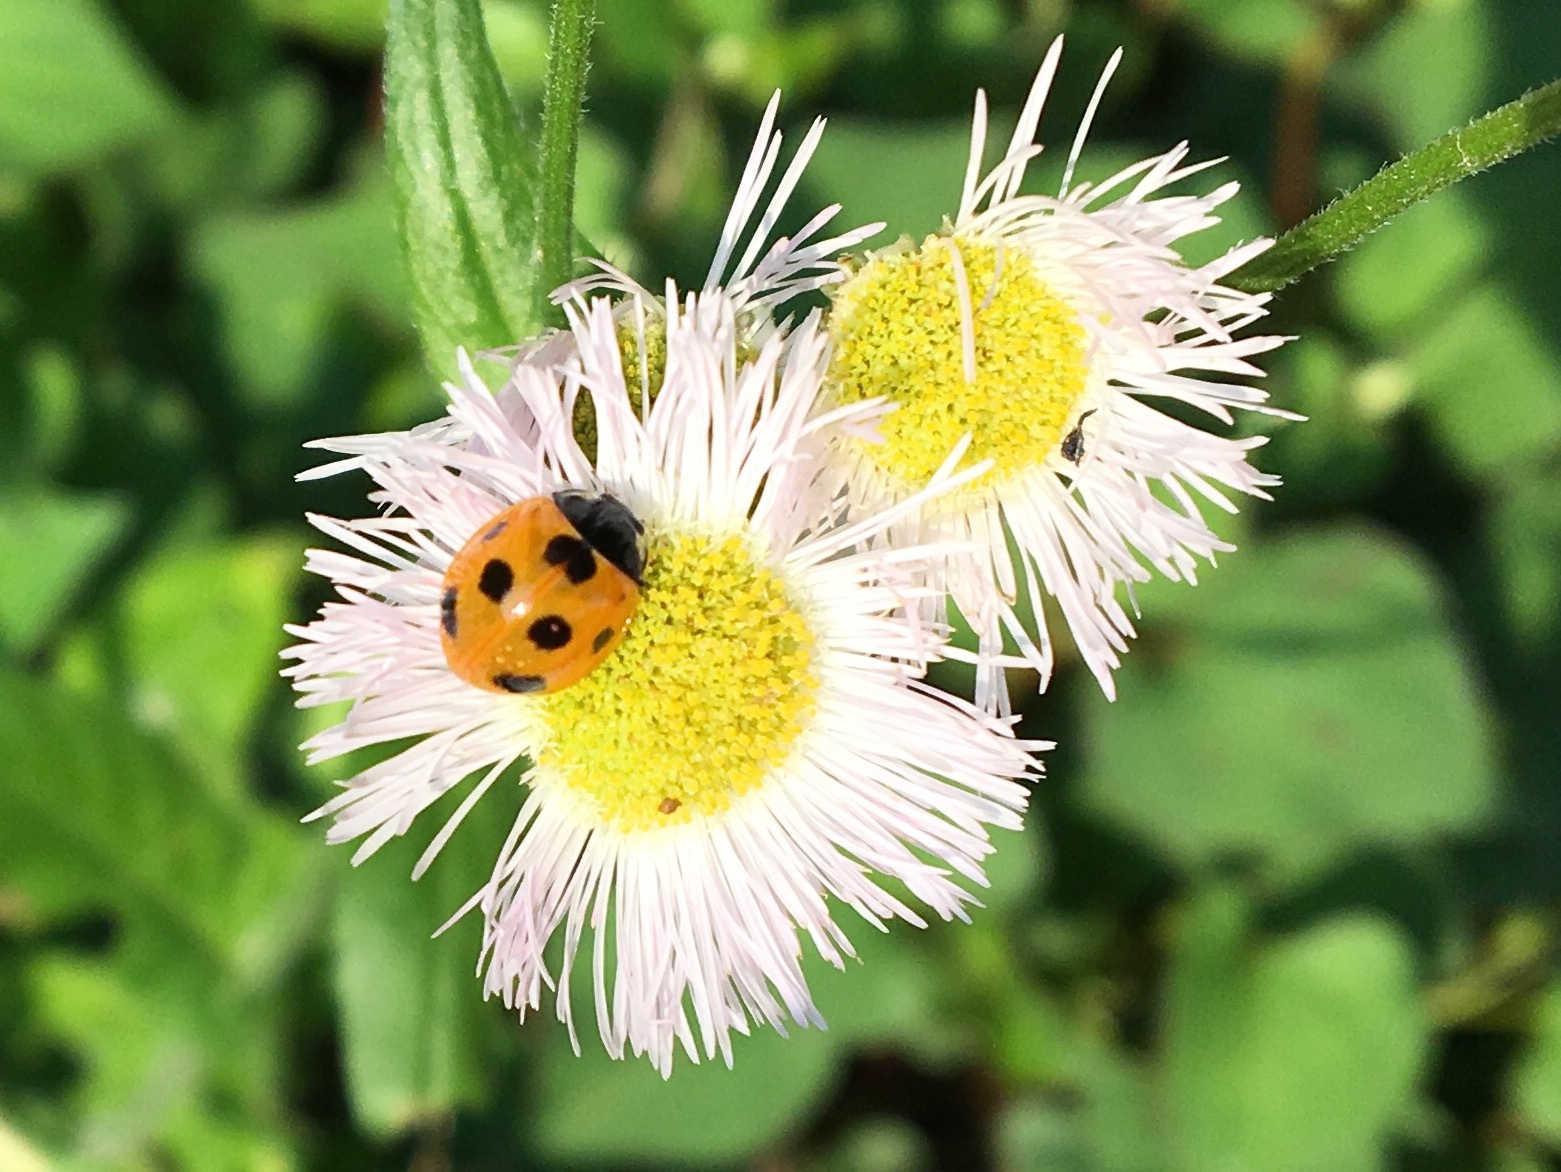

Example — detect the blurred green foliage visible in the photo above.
[1,0,1559,1169]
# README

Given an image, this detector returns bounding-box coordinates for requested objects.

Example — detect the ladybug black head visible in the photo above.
[553,490,647,585]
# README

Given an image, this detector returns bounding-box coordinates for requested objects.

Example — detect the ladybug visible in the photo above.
[439,490,646,695]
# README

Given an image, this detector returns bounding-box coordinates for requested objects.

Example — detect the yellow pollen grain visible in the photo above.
[535,530,817,833]
[828,235,1091,493]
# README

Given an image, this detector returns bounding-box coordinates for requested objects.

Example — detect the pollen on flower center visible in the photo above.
[828,235,1091,492]
[534,530,817,833]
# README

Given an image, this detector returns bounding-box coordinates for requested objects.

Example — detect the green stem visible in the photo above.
[535,0,597,319]
[1233,77,1561,294]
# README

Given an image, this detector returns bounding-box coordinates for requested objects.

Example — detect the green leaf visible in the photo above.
[1163,887,1429,1172]
[1081,526,1497,879]
[996,1048,1158,1172]
[0,489,126,656]
[32,957,207,1166]
[482,1,550,96]
[532,911,1008,1163]
[593,0,683,87]
[815,923,959,1061]
[113,537,298,793]
[142,69,328,210]
[20,342,85,474]
[191,168,406,405]
[0,0,178,176]
[31,955,192,1167]
[2,668,318,1166]
[385,0,545,378]
[572,125,635,274]
[330,780,522,1137]
[819,1117,934,1172]
[678,0,772,38]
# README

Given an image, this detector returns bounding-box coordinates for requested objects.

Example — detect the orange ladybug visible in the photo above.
[439,490,646,695]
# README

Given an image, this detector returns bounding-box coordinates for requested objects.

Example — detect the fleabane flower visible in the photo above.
[283,288,1039,1074]
[824,37,1295,709]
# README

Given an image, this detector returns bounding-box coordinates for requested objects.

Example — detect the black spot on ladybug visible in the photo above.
[478,558,513,603]
[1061,409,1096,465]
[440,587,459,637]
[482,519,509,542]
[543,534,597,584]
[543,534,586,565]
[528,615,573,650]
[592,627,614,653]
[658,797,681,815]
[493,673,546,693]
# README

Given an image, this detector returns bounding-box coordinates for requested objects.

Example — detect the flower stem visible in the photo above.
[1233,77,1561,294]
[536,0,597,319]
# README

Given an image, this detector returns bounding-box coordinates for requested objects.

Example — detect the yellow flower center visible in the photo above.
[827,235,1092,493]
[535,530,817,833]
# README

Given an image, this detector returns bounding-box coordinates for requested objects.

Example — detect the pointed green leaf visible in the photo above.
[385,0,544,378]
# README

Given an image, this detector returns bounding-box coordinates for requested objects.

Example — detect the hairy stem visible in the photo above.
[535,0,597,319]
[1234,77,1561,294]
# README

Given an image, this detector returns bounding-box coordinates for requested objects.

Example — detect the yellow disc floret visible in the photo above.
[535,530,817,833]
[828,235,1091,493]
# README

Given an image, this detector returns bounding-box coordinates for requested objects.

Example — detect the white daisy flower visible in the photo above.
[823,36,1295,709]
[283,289,1040,1075]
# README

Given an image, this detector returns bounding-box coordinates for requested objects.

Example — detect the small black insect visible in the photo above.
[1060,409,1097,465]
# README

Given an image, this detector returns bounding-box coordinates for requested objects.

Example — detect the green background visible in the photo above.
[2,0,1560,1168]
